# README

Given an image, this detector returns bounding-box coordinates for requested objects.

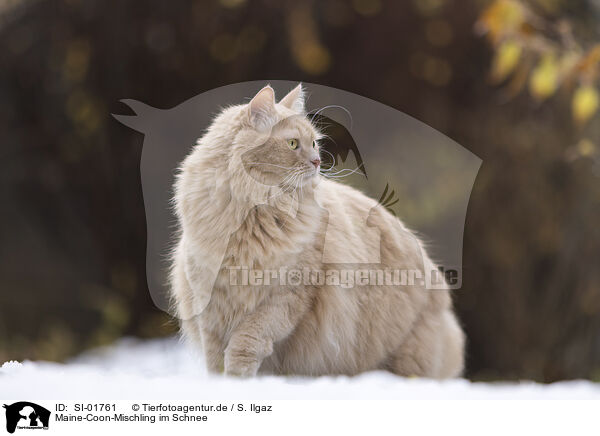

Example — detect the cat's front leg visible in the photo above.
[224,332,273,377]
[201,326,227,374]
[224,291,310,377]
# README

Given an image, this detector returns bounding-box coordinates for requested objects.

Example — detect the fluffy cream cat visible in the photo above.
[170,84,465,378]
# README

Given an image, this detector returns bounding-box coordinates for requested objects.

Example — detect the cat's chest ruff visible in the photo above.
[223,203,318,269]
[215,282,270,313]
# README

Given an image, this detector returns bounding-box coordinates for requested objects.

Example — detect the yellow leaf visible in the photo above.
[529,54,559,100]
[491,40,522,82]
[572,85,599,125]
[478,0,525,43]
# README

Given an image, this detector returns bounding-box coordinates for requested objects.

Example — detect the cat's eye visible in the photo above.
[287,139,299,150]
[312,141,317,149]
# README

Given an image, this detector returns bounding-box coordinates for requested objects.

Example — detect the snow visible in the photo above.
[1,337,600,400]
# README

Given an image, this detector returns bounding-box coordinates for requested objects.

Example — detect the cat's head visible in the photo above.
[229,84,322,189]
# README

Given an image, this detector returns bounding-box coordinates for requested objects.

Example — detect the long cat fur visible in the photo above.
[170,84,465,378]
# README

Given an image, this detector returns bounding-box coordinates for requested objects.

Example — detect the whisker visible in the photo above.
[285,173,302,216]
[245,162,301,171]
[268,170,302,200]
[320,164,364,179]
[321,167,353,176]
[319,148,337,171]
[310,105,354,130]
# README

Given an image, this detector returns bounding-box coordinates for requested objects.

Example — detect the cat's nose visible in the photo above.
[311,158,321,168]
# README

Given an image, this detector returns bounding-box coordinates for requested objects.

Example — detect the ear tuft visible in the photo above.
[279,83,305,113]
[248,85,277,131]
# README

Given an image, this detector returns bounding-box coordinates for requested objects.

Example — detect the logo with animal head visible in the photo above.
[3,402,50,434]
[113,81,481,318]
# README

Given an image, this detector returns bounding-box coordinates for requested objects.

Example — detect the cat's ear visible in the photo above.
[248,85,277,131]
[279,84,305,113]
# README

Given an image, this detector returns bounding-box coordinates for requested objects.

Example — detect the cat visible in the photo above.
[170,83,465,378]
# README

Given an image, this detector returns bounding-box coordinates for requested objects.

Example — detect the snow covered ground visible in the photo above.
[2,337,600,400]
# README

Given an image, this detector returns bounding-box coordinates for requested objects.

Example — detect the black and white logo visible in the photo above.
[3,402,50,434]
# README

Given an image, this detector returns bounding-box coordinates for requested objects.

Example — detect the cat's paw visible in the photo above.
[223,347,260,377]
[224,335,272,377]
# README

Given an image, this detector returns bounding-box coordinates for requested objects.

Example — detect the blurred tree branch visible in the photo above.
[477,0,600,125]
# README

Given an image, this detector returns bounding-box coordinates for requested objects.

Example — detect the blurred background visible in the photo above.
[1,0,599,382]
